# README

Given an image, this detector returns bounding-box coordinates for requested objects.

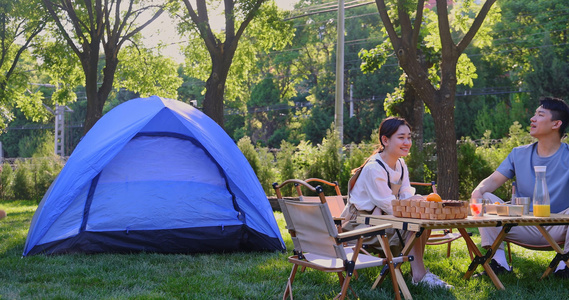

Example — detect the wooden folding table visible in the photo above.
[357,213,569,290]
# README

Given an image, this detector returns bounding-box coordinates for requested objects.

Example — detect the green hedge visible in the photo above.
[0,157,64,203]
[239,122,542,201]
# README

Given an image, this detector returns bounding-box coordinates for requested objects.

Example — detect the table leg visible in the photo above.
[535,225,568,279]
[458,228,505,290]
[371,228,424,290]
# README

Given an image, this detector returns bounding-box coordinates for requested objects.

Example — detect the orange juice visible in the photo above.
[533,204,550,217]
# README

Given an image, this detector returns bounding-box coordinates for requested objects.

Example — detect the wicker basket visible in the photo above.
[391,199,468,220]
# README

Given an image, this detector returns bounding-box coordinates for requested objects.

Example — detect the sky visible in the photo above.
[143,0,300,63]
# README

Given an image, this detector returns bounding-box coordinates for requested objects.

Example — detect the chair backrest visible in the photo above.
[410,181,437,194]
[279,199,340,258]
[298,178,345,217]
[300,195,345,217]
[274,179,345,258]
[303,178,342,196]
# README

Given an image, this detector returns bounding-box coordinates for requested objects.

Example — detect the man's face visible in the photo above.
[530,106,560,138]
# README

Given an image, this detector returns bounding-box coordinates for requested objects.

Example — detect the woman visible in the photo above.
[341,117,452,289]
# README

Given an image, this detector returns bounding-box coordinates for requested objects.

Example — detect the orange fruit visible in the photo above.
[426,193,442,202]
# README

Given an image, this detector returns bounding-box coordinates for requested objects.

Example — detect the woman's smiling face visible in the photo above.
[382,125,412,157]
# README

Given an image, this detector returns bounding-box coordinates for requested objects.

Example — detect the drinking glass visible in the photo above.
[470,198,484,217]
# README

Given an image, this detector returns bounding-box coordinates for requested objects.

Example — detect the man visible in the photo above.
[471,96,569,278]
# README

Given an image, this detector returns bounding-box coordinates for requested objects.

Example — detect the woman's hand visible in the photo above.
[406,195,425,201]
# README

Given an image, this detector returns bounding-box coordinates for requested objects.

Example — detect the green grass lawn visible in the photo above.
[1,200,568,299]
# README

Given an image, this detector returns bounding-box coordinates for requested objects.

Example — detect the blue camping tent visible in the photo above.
[23,96,285,256]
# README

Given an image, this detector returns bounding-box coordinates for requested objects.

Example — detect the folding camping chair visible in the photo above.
[506,239,565,266]
[411,181,467,257]
[295,178,346,227]
[274,179,413,300]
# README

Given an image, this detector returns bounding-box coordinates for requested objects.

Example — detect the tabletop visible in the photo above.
[357,213,569,231]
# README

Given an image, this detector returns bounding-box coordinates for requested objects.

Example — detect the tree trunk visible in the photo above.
[81,43,102,135]
[402,82,425,151]
[203,54,232,128]
[82,54,119,134]
[430,92,459,200]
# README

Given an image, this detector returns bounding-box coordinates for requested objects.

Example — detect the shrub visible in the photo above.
[13,160,34,201]
[404,143,438,195]
[340,143,375,195]
[237,136,277,196]
[275,141,297,196]
[0,163,14,200]
[256,147,277,196]
[237,136,261,176]
[457,138,494,200]
[302,126,343,196]
[31,157,64,202]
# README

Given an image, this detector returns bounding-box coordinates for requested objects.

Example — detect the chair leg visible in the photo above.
[283,264,299,300]
[372,265,387,290]
[335,271,355,300]
[446,240,452,257]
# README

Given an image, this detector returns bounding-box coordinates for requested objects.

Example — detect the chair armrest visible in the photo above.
[337,223,392,242]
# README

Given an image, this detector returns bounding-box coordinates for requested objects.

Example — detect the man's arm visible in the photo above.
[471,171,510,199]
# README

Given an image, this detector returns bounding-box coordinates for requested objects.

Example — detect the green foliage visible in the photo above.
[525,34,569,100]
[302,104,334,144]
[237,136,277,195]
[457,138,494,200]
[5,157,63,202]
[176,66,205,106]
[180,0,294,107]
[490,0,569,100]
[359,41,391,74]
[17,131,55,158]
[0,163,14,200]
[474,102,515,139]
[12,160,34,201]
[116,45,183,99]
[340,142,375,194]
[256,147,277,196]
[37,39,84,106]
[237,136,261,176]
[404,143,438,195]
[275,141,296,196]
[246,75,292,147]
[0,0,46,128]
[293,125,344,195]
[474,122,534,199]
[312,126,343,184]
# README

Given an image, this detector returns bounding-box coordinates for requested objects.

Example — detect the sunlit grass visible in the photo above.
[1,200,568,299]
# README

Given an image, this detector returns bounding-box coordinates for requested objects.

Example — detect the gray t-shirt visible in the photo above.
[497,142,569,213]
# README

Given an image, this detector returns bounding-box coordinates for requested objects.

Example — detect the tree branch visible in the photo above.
[119,6,166,50]
[412,0,426,47]
[4,20,46,87]
[224,0,235,41]
[42,0,83,56]
[375,0,400,50]
[182,0,217,52]
[456,0,497,53]
[436,0,455,56]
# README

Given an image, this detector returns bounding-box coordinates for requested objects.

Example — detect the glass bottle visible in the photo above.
[533,166,550,217]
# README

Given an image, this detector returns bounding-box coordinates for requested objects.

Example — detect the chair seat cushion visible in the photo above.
[303,247,387,270]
